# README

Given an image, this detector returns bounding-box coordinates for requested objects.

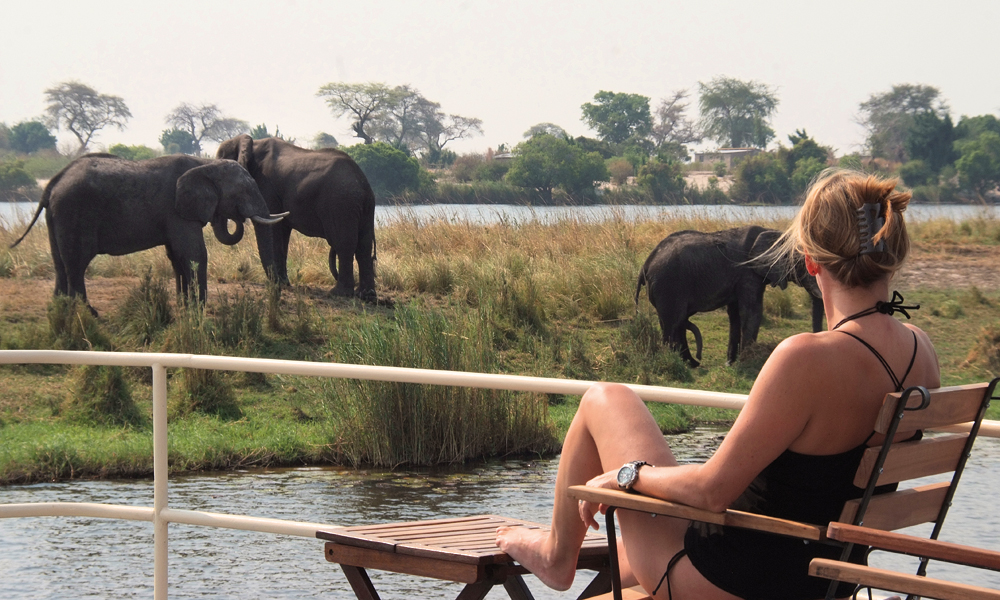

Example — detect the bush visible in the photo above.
[162,304,238,418]
[636,158,685,202]
[114,270,173,347]
[0,157,39,200]
[63,365,144,427]
[451,154,484,182]
[607,157,634,185]
[47,297,111,351]
[213,286,265,351]
[343,142,422,197]
[9,121,57,154]
[730,152,791,204]
[899,159,935,187]
[108,144,159,161]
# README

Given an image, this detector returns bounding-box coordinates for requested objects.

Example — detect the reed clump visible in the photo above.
[161,303,239,418]
[114,270,173,347]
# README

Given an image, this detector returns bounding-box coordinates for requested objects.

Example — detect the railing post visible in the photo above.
[153,363,168,600]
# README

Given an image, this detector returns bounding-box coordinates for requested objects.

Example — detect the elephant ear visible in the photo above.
[176,165,220,224]
[749,228,789,288]
[237,134,256,174]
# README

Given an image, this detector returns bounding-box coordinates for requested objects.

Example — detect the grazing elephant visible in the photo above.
[216,135,377,300]
[635,225,823,367]
[9,153,287,310]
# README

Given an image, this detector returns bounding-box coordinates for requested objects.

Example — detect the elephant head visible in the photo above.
[175,160,287,274]
[748,228,790,289]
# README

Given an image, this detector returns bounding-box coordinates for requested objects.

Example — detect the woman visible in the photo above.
[496,169,940,600]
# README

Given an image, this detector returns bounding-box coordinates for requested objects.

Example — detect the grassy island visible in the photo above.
[2,212,999,485]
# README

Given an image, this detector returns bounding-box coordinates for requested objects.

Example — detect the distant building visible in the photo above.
[694,148,760,169]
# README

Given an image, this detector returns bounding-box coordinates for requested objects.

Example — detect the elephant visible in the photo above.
[9,153,287,310]
[216,135,377,300]
[635,225,823,367]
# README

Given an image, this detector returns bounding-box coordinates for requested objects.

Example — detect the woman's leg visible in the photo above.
[496,382,688,591]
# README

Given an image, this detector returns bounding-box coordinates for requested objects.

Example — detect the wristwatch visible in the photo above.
[616,460,649,491]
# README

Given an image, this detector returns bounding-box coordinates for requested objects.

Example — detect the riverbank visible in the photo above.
[2,213,1000,484]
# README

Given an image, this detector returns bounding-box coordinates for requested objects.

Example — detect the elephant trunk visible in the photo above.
[211,217,245,245]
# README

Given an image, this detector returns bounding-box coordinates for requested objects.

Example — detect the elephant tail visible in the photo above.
[8,176,55,249]
[686,320,703,362]
[634,267,647,312]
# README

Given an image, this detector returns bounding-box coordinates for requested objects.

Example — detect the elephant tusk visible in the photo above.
[252,212,289,225]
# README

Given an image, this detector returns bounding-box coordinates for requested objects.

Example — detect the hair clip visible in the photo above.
[857,202,885,256]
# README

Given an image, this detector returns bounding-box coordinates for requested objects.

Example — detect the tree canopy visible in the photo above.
[165,103,249,155]
[697,77,779,148]
[159,128,197,155]
[343,142,421,197]
[9,120,57,154]
[956,131,1000,199]
[580,91,652,145]
[44,80,131,154]
[651,90,701,156]
[857,84,949,162]
[505,134,608,203]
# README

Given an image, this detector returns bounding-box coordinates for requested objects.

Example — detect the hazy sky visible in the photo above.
[4,0,999,157]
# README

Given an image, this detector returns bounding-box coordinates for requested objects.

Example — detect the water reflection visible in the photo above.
[1,427,998,599]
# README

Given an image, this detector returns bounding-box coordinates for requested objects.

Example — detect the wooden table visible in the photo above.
[318,514,612,600]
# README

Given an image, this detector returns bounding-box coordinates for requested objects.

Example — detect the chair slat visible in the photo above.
[874,383,988,434]
[853,434,967,487]
[809,558,1000,600]
[826,523,1000,571]
[839,482,949,531]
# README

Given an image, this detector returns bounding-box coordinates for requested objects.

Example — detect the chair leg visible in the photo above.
[606,507,623,600]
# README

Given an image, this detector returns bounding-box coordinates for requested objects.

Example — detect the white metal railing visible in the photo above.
[0,349,998,600]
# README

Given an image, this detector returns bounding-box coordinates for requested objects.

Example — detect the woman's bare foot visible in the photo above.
[495,525,577,591]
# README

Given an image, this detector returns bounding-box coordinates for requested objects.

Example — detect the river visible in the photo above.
[1,427,998,599]
[3,201,1000,229]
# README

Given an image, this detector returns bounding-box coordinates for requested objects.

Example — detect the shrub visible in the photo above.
[636,158,686,202]
[451,154,484,182]
[730,152,791,204]
[108,144,158,161]
[213,286,265,352]
[343,142,421,196]
[9,121,57,154]
[114,270,172,347]
[607,158,634,185]
[0,158,39,200]
[162,304,238,418]
[63,365,144,427]
[47,297,111,351]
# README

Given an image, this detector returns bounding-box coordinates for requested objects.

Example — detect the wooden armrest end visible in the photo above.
[826,523,1000,571]
[809,558,1000,600]
[567,485,824,541]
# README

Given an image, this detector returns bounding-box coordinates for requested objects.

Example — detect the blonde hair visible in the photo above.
[770,169,911,288]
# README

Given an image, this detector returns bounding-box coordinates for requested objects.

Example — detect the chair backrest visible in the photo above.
[837,380,997,534]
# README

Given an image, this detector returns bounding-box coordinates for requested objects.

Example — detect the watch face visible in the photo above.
[617,465,635,487]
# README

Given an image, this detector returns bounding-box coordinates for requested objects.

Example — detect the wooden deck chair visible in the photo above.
[809,522,1000,600]
[568,378,999,600]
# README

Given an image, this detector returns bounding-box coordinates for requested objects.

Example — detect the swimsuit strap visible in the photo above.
[838,330,918,392]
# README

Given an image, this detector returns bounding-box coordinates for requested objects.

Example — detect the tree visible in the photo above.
[636,158,686,202]
[342,142,421,196]
[108,144,158,161]
[313,132,339,149]
[0,123,10,150]
[580,91,652,145]
[857,84,948,162]
[955,114,1000,143]
[955,131,1000,199]
[524,123,568,139]
[165,103,249,155]
[904,112,956,174]
[650,90,701,153]
[317,82,398,144]
[9,120,57,154]
[505,134,609,203]
[44,80,131,153]
[697,76,779,148]
[367,84,430,151]
[730,152,791,204]
[159,128,197,155]
[418,110,483,158]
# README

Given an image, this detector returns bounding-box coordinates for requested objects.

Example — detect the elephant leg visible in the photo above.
[672,322,699,367]
[47,220,68,296]
[172,229,208,304]
[355,225,376,299]
[165,245,183,296]
[329,237,357,297]
[738,295,764,360]
[726,302,742,365]
[273,223,292,285]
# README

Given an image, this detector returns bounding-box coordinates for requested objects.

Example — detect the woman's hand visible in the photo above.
[578,469,622,530]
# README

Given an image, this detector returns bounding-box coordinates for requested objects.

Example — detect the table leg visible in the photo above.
[455,581,496,600]
[502,574,535,600]
[340,565,381,600]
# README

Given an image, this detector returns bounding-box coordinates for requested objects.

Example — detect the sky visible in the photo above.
[3,0,999,157]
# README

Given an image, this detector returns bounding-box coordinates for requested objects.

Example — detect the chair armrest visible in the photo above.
[567,485,825,541]
[826,523,1000,571]
[809,558,1000,600]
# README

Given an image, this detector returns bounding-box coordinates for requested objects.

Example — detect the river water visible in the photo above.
[1,427,998,599]
[2,201,1000,228]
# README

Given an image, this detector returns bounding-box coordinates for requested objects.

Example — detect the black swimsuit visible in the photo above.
[666,329,919,600]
